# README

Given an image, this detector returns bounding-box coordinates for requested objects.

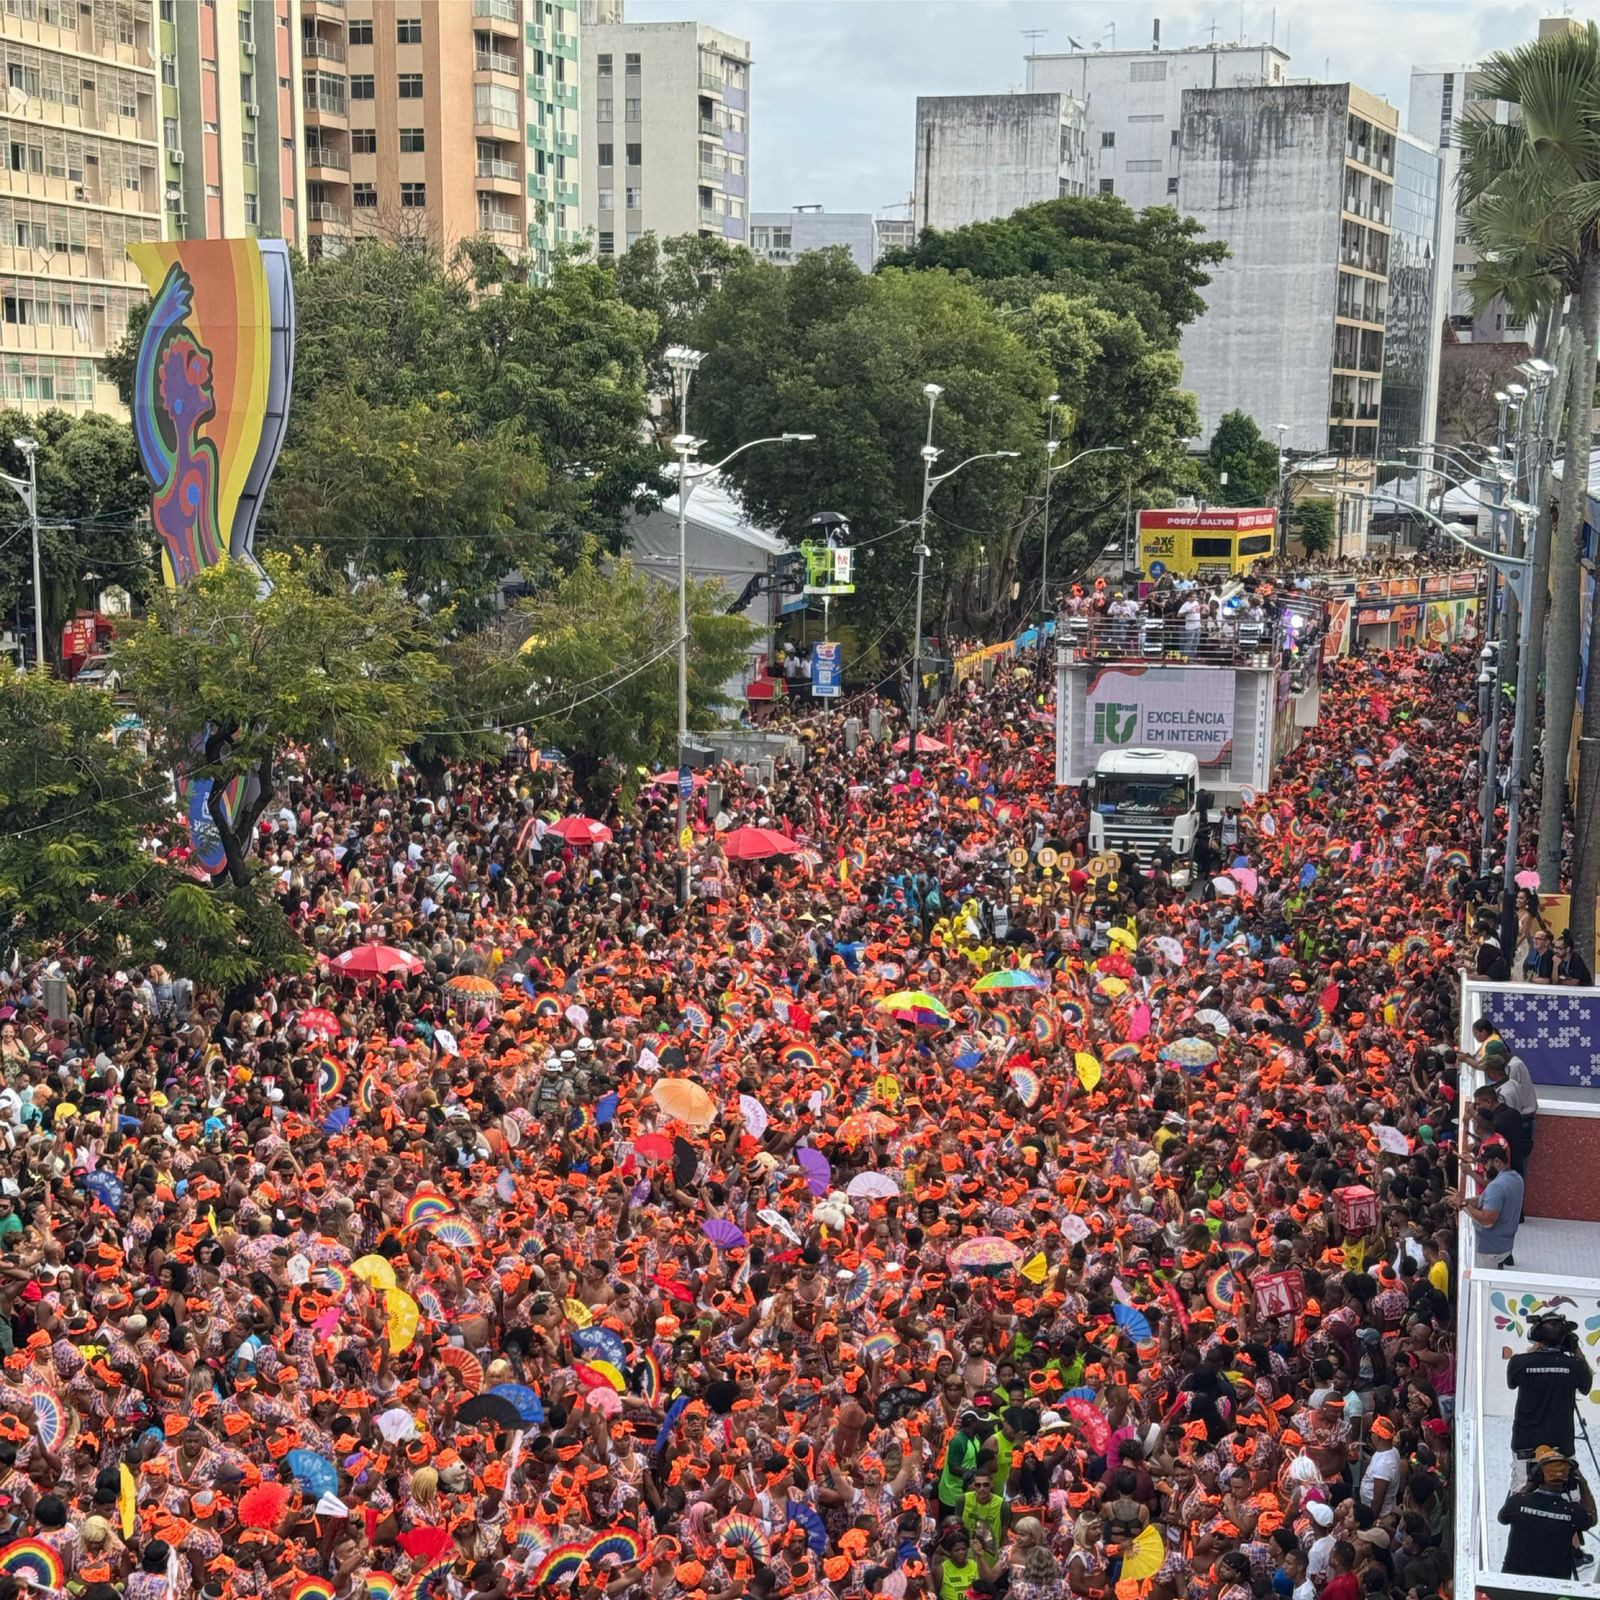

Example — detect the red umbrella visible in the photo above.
[548,816,613,845]
[329,944,423,979]
[721,826,800,861]
[892,734,947,754]
[294,1007,341,1039]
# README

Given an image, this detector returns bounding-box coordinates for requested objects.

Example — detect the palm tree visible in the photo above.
[1457,21,1600,941]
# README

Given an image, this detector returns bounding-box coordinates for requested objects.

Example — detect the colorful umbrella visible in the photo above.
[651,1078,716,1128]
[548,816,613,846]
[721,826,801,860]
[1159,1037,1219,1071]
[877,989,951,1027]
[443,974,499,1000]
[974,969,1045,991]
[948,1235,1024,1272]
[329,944,422,979]
[837,1110,896,1142]
[891,733,946,754]
[295,1007,342,1039]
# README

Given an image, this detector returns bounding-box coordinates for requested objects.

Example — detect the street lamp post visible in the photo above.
[1040,393,1060,620]
[1348,485,1534,888]
[909,381,1019,739]
[1,437,40,667]
[663,345,814,905]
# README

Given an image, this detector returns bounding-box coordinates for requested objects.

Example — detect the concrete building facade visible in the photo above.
[298,0,581,274]
[578,19,750,257]
[1026,38,1288,211]
[159,0,304,247]
[0,0,161,413]
[750,206,874,272]
[913,92,1087,234]
[1176,82,1401,462]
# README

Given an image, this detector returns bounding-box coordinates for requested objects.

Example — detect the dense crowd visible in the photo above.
[0,619,1590,1600]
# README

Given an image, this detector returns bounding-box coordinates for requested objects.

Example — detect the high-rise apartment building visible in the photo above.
[298,0,580,274]
[0,0,161,413]
[912,93,1088,234]
[1176,83,1413,462]
[1026,34,1288,211]
[578,19,750,257]
[159,0,304,246]
[1408,17,1583,343]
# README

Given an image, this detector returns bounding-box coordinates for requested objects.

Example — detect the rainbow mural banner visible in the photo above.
[127,239,295,871]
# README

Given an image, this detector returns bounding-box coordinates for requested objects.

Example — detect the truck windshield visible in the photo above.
[1097,777,1192,816]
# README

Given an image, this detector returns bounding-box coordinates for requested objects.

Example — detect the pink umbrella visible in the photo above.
[892,734,947,755]
[721,827,800,861]
[548,816,613,845]
[330,944,423,979]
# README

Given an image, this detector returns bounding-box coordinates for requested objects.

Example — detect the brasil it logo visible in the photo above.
[1094,702,1138,745]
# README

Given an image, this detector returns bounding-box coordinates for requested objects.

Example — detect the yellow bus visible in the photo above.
[1136,507,1277,578]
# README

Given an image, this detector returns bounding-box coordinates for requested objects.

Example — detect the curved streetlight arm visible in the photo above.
[929,448,1022,491]
[1046,443,1126,478]
[1347,488,1528,570]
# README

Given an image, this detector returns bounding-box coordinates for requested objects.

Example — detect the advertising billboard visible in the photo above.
[1081,665,1236,768]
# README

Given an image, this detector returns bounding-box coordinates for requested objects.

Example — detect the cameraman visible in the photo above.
[1498,1445,1597,1580]
[1509,1315,1594,1467]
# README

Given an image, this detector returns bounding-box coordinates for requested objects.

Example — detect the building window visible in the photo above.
[597,186,613,210]
[350,75,375,100]
[624,52,640,69]
[625,97,640,119]
[244,191,259,224]
[242,131,257,164]
[240,72,254,103]
[348,18,373,45]
[396,17,421,44]
[163,117,180,150]
[1101,130,1115,148]
[1167,176,1179,194]
[597,53,612,71]
[597,142,613,167]
[354,182,377,208]
[596,96,613,120]
[1099,178,1114,194]
[625,142,641,165]
[1129,59,1167,82]
[399,127,425,152]
[161,54,177,86]
[598,229,614,254]
[1170,128,1180,146]
[398,73,423,98]
[400,181,426,207]
[625,184,640,208]
[160,0,175,18]
[352,128,377,153]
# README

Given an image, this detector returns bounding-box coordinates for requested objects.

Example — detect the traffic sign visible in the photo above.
[1149,560,1167,578]
[678,765,693,798]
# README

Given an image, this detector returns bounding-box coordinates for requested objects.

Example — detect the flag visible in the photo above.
[1488,990,1600,1090]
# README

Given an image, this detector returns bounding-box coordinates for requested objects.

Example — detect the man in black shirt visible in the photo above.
[1499,1447,1596,1579]
[1508,1317,1595,1459]
[1473,1085,1526,1176]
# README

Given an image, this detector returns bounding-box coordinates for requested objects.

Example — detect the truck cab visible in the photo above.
[1085,748,1204,872]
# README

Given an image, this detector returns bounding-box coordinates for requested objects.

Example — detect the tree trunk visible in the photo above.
[1521,318,1573,785]
[1536,247,1600,891]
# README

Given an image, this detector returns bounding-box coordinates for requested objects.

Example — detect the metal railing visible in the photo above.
[476,50,518,73]
[302,35,345,61]
[699,71,723,91]
[303,87,348,116]
[1055,612,1291,667]
[476,157,519,181]
[477,208,519,233]
[473,0,518,19]
[307,200,350,224]
[305,143,349,170]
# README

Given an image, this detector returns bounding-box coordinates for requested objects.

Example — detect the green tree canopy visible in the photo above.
[1291,497,1337,557]
[880,196,1228,342]
[0,665,302,984]
[117,553,448,885]
[1206,411,1281,507]
[514,553,754,805]
[0,411,150,658]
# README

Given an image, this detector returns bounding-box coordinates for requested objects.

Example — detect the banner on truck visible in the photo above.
[1082,666,1235,768]
[1422,597,1482,647]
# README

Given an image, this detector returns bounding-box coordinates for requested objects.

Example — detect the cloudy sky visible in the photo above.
[622,0,1569,216]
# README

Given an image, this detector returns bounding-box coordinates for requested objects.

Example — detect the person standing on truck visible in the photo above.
[1179,592,1204,656]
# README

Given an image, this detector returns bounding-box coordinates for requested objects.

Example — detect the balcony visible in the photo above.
[474,107,520,134]
[698,117,724,137]
[477,157,519,182]
[475,50,518,75]
[303,88,349,122]
[698,160,725,181]
[473,0,518,26]
[305,143,350,172]
[478,207,520,234]
[699,206,721,226]
[308,200,350,225]
[699,72,724,92]
[303,35,346,61]
[304,0,344,8]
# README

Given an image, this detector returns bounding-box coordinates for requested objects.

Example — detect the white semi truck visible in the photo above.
[1085,747,1206,868]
